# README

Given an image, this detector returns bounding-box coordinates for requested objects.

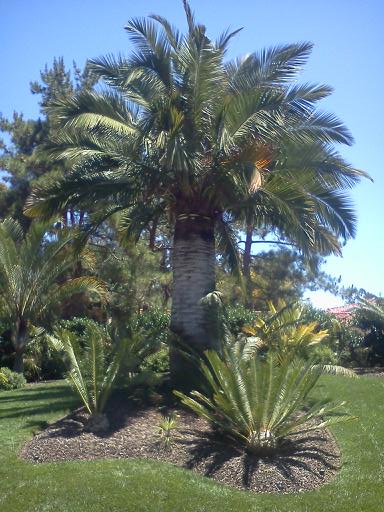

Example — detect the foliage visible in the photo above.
[176,346,352,454]
[242,301,358,377]
[248,249,340,309]
[26,10,367,257]
[25,3,368,379]
[0,366,27,390]
[243,301,329,360]
[57,317,105,342]
[157,412,179,449]
[225,305,259,336]
[135,308,170,346]
[309,344,339,365]
[0,218,107,373]
[49,320,158,421]
[94,239,172,321]
[301,304,367,367]
[48,323,124,418]
[140,347,170,374]
[353,299,384,365]
[0,59,96,229]
[0,369,8,387]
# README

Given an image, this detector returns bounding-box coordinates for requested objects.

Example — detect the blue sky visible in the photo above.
[1,0,383,304]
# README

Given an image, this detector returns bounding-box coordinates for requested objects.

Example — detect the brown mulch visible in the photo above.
[21,399,341,494]
[353,367,384,377]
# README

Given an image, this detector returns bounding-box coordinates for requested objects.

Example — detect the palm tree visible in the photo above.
[0,219,106,373]
[25,2,368,386]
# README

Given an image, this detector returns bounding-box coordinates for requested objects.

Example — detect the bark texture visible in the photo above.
[243,223,254,308]
[12,318,28,374]
[170,214,217,389]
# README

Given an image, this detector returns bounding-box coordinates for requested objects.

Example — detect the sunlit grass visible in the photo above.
[0,376,383,511]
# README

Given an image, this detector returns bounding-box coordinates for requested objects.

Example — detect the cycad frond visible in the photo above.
[176,350,353,453]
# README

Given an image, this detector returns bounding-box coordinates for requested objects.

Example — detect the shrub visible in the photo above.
[311,344,339,365]
[175,345,353,454]
[22,328,66,382]
[354,301,384,366]
[135,308,170,346]
[0,366,27,390]
[57,317,104,343]
[140,346,170,374]
[226,305,258,336]
[301,304,365,366]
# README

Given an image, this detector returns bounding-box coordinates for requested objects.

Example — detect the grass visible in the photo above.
[0,376,383,511]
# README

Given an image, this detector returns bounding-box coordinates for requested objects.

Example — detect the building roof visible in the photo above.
[327,303,359,321]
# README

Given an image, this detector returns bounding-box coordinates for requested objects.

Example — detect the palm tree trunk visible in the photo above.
[243,223,254,308]
[12,318,28,374]
[170,214,217,389]
[243,223,253,280]
[14,348,24,374]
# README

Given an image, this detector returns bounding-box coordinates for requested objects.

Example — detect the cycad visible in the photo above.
[26,2,369,386]
[0,218,107,373]
[48,323,149,431]
[242,300,356,376]
[243,301,328,358]
[175,348,353,454]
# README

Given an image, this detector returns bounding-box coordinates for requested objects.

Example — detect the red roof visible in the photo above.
[327,303,359,321]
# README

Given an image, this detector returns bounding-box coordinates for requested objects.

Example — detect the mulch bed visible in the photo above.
[21,398,341,494]
[353,367,384,377]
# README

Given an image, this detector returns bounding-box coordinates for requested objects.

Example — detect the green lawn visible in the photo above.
[0,376,383,512]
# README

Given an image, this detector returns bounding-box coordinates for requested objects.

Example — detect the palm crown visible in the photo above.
[25,1,368,385]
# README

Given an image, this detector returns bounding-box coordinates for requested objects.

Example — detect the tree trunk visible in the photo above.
[243,224,253,280]
[148,219,158,251]
[12,318,28,374]
[243,223,254,308]
[170,214,217,390]
[13,348,24,374]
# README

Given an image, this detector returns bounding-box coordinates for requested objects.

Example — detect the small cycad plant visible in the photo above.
[49,323,137,431]
[175,344,354,454]
[157,412,179,449]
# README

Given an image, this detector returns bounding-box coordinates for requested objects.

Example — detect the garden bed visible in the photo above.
[353,367,384,377]
[21,399,341,494]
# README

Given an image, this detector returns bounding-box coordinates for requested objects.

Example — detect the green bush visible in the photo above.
[226,305,258,336]
[135,308,170,346]
[140,346,169,374]
[0,366,27,390]
[23,331,67,382]
[311,344,339,365]
[301,305,366,366]
[58,317,104,342]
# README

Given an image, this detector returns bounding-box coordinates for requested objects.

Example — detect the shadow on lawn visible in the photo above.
[0,387,74,404]
[0,384,79,428]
